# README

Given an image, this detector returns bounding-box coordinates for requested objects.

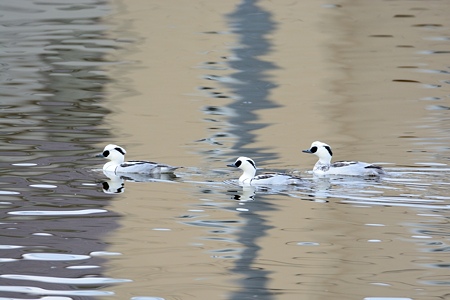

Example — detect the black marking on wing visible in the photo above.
[254,173,302,180]
[254,173,276,180]
[120,160,152,167]
[122,160,175,168]
[331,161,358,168]
[365,164,383,170]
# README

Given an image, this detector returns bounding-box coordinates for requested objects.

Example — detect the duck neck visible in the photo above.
[314,158,331,172]
[317,155,332,166]
[104,161,119,171]
[239,168,256,184]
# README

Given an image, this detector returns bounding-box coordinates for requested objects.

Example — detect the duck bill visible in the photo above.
[227,163,237,168]
[95,153,105,158]
[302,149,312,154]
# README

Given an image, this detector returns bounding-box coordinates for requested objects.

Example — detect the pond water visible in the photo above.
[0,0,450,300]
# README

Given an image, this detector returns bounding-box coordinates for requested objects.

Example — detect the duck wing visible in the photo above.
[331,161,358,168]
[120,160,179,174]
[121,160,173,168]
[253,173,277,180]
[254,173,303,185]
[364,164,383,170]
[331,160,385,176]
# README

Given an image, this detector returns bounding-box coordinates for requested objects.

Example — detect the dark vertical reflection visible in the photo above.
[0,1,126,298]
[225,0,279,161]
[224,1,277,299]
[228,195,276,300]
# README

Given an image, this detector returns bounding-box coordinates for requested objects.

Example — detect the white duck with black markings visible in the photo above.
[302,141,385,176]
[227,156,303,186]
[96,144,179,174]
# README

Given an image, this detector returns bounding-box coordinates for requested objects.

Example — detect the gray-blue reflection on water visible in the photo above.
[0,0,130,298]
[195,1,284,299]
[194,0,294,289]
[196,0,279,162]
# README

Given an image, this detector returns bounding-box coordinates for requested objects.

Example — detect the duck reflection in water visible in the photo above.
[226,182,308,203]
[100,170,178,194]
[102,171,125,194]
[227,185,257,202]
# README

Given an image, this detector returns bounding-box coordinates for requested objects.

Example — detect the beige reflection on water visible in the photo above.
[100,0,450,299]
[104,0,239,168]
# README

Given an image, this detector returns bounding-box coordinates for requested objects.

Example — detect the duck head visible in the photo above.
[227,156,257,183]
[302,141,333,165]
[97,144,126,164]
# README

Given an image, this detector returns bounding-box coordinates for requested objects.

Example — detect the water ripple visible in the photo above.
[0,274,132,285]
[22,253,90,261]
[0,286,114,296]
[8,209,107,216]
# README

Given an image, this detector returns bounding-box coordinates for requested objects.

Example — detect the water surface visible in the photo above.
[1,0,450,300]
[0,0,125,299]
